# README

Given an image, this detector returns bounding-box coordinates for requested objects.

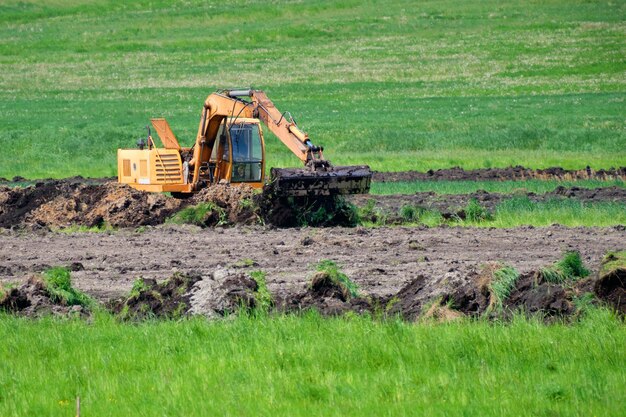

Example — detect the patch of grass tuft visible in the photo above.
[43,267,93,307]
[167,202,226,227]
[599,250,626,277]
[315,260,359,298]
[465,198,492,222]
[485,263,520,312]
[540,252,590,284]
[249,270,272,313]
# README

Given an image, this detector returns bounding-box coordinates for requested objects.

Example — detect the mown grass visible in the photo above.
[371,179,626,195]
[0,310,623,416]
[0,0,624,178]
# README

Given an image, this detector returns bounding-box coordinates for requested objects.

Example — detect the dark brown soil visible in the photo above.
[373,166,626,182]
[0,181,260,230]
[109,272,201,320]
[275,271,373,316]
[0,276,88,317]
[504,273,575,318]
[1,225,623,320]
[1,178,623,230]
[595,268,626,315]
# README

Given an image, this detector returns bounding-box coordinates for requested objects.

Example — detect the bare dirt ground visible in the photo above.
[0,225,623,303]
[1,168,624,319]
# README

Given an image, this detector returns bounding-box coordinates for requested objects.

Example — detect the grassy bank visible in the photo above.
[0,310,624,416]
[1,0,624,178]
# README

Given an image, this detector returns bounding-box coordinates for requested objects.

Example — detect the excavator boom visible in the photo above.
[224,89,371,196]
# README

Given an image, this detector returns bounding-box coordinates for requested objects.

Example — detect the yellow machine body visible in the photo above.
[118,117,266,192]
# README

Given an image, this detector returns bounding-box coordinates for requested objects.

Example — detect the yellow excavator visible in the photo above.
[117,89,371,197]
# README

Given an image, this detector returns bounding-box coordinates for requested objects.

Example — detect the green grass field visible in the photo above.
[1,0,624,178]
[1,310,624,417]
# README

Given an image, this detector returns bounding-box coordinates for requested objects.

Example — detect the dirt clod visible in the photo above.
[110,272,201,320]
[594,252,626,315]
[0,276,88,317]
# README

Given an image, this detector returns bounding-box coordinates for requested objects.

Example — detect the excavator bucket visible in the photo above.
[270,165,372,197]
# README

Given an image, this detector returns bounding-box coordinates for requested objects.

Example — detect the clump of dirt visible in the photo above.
[193,184,259,225]
[25,182,183,229]
[422,302,464,323]
[276,271,372,316]
[0,180,78,228]
[187,268,264,318]
[373,166,626,182]
[0,276,89,318]
[110,272,201,320]
[504,272,576,318]
[257,188,359,228]
[594,252,626,315]
[387,269,488,320]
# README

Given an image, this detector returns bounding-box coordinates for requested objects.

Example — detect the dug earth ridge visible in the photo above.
[0,225,623,304]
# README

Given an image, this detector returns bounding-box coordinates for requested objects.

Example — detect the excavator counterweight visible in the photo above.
[117,89,371,197]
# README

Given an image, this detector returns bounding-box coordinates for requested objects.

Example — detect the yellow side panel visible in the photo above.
[139,159,148,177]
[122,159,131,177]
[118,148,182,186]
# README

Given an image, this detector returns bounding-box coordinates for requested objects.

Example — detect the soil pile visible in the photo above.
[594,252,626,315]
[276,271,371,316]
[192,184,259,225]
[373,166,626,182]
[26,182,183,228]
[110,272,201,320]
[0,276,88,318]
[503,273,574,317]
[257,191,358,228]
[387,269,490,320]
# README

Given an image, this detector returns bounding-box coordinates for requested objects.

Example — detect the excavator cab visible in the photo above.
[210,118,265,187]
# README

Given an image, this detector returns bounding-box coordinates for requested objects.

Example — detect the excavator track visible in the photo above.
[270,165,372,197]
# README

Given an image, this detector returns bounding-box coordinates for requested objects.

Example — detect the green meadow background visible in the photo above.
[1,0,624,178]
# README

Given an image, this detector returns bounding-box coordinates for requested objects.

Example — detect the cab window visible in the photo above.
[230,123,263,182]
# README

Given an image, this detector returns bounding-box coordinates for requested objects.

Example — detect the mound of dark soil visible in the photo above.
[110,272,201,320]
[257,191,358,228]
[26,182,183,228]
[373,166,626,182]
[387,269,491,320]
[193,184,259,225]
[276,271,371,316]
[504,273,575,318]
[594,254,626,315]
[0,276,88,317]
